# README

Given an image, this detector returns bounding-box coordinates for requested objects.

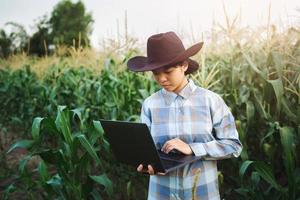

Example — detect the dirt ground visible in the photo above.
[0,130,41,198]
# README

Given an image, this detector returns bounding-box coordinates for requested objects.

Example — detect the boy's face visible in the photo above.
[152,61,188,94]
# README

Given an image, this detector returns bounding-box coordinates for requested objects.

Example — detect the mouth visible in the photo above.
[162,85,171,88]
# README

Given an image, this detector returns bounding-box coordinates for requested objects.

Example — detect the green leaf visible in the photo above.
[239,160,253,178]
[32,117,44,140]
[246,101,255,124]
[43,117,59,135]
[3,184,16,199]
[252,161,281,190]
[279,126,296,197]
[280,126,295,164]
[253,91,269,120]
[90,174,113,195]
[281,98,298,122]
[250,171,260,186]
[239,86,250,103]
[7,140,34,154]
[271,52,284,78]
[76,134,101,166]
[242,52,267,80]
[127,181,132,199]
[93,120,103,135]
[90,190,102,200]
[55,105,73,145]
[47,174,62,187]
[89,121,104,145]
[19,155,31,174]
[38,160,50,182]
[267,79,284,111]
[37,149,56,164]
[240,160,282,191]
[72,108,84,128]
[138,89,150,99]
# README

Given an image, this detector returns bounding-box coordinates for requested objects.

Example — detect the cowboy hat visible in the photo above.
[127,31,203,74]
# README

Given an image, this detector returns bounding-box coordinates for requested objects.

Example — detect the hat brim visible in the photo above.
[127,42,203,74]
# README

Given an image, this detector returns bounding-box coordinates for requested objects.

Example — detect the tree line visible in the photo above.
[0,0,93,58]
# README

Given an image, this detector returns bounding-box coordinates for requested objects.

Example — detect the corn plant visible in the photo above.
[6,106,113,199]
[0,65,46,134]
[97,58,158,121]
[207,24,300,199]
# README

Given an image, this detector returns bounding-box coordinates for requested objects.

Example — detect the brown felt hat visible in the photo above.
[127,31,203,74]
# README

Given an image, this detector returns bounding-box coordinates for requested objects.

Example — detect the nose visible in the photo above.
[156,73,167,83]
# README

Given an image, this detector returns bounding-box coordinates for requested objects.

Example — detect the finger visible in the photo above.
[161,142,169,152]
[164,141,176,153]
[162,139,175,150]
[162,141,174,153]
[137,164,143,172]
[165,145,175,153]
[157,172,167,176]
[147,165,155,175]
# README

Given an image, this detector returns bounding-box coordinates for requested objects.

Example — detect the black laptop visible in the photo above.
[99,119,201,173]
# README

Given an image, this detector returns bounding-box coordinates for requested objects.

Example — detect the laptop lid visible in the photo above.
[100,119,200,173]
[100,119,165,172]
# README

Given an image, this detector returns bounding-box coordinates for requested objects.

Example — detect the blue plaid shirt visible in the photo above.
[140,79,242,200]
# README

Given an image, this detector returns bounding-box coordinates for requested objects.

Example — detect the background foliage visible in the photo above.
[0,0,93,57]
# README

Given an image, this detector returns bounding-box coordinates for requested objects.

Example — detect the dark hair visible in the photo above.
[163,60,189,75]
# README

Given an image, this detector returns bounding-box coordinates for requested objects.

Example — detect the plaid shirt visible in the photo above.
[140,79,242,200]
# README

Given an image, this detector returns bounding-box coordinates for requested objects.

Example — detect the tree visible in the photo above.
[0,1,94,57]
[0,23,29,58]
[0,29,12,58]
[49,0,93,47]
[5,22,29,52]
[28,15,51,56]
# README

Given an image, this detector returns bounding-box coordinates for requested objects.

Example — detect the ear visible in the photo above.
[182,60,189,72]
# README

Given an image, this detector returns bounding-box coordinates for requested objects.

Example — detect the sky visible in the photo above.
[0,0,299,48]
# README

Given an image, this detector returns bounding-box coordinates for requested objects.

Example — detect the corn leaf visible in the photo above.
[252,161,281,191]
[7,140,34,153]
[38,160,50,182]
[76,134,101,166]
[267,79,284,111]
[246,101,255,124]
[280,126,296,199]
[90,174,113,195]
[240,160,281,191]
[239,160,253,178]
[32,117,44,140]
[55,105,72,145]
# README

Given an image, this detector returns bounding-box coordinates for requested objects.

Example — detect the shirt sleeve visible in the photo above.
[189,94,242,160]
[140,100,152,129]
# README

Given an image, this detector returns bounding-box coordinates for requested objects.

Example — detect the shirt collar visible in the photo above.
[160,79,197,105]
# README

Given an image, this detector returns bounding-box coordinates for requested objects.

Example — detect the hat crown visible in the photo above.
[146,32,185,64]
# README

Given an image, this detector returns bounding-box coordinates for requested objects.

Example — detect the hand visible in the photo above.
[161,138,193,155]
[137,164,166,175]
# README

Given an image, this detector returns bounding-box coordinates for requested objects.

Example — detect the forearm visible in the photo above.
[189,138,242,160]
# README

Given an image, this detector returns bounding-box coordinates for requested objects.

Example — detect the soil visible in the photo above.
[0,130,41,199]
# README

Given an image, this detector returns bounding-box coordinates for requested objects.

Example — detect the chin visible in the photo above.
[164,87,174,92]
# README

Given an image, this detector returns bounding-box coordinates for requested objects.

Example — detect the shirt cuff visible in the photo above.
[189,143,207,157]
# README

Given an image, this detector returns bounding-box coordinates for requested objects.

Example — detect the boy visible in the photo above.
[127,31,242,200]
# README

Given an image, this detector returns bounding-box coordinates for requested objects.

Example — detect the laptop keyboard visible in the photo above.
[161,159,181,169]
[158,151,186,161]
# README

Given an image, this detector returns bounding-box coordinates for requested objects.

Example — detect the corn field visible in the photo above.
[0,23,299,199]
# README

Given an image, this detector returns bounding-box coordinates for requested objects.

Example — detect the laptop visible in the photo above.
[99,119,201,173]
